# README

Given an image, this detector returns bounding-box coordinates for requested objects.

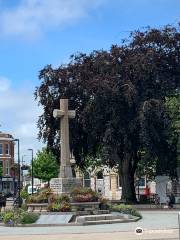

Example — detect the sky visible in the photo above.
[0,0,179,164]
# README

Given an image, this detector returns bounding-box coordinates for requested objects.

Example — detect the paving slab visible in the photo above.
[35,214,73,224]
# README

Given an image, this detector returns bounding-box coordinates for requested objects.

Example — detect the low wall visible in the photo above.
[27,202,101,213]
[27,203,48,212]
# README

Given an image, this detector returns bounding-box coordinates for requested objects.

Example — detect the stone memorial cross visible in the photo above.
[53,99,75,178]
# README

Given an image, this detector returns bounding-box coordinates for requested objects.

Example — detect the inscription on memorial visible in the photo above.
[50,178,82,193]
[50,179,63,192]
[62,179,82,192]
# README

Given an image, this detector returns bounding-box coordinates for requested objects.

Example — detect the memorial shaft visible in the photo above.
[53,99,75,178]
[51,98,82,194]
[60,99,70,168]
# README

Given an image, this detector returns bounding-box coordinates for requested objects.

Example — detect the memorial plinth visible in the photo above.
[50,178,83,194]
[50,99,82,194]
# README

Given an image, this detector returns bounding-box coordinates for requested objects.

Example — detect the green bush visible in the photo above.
[20,190,29,200]
[48,203,61,212]
[48,202,71,212]
[20,212,39,224]
[111,204,142,218]
[2,210,39,225]
[2,211,19,224]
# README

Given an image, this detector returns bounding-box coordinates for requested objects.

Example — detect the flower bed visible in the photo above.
[71,187,99,202]
[48,202,71,212]
[48,194,71,212]
[27,188,52,204]
[26,187,100,212]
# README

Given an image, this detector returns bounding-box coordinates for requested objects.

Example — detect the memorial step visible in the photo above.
[76,214,128,223]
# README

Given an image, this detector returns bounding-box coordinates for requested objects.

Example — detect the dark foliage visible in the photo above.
[35,25,180,202]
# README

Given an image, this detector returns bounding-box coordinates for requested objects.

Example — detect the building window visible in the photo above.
[5,160,10,175]
[5,144,10,155]
[0,144,3,155]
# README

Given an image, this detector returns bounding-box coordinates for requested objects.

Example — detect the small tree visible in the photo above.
[33,148,59,185]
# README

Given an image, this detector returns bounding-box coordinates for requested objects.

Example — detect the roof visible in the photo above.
[0,131,14,141]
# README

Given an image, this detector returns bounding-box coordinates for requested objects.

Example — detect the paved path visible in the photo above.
[0,230,178,240]
[0,211,179,240]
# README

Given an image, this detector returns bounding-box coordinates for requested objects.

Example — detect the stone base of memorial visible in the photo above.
[27,203,48,212]
[50,177,83,194]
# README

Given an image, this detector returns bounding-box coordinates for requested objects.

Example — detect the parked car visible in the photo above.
[27,186,38,195]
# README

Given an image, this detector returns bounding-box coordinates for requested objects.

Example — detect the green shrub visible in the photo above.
[48,203,61,212]
[20,189,29,200]
[2,210,39,225]
[20,212,39,224]
[2,211,19,224]
[111,204,142,218]
[48,202,71,212]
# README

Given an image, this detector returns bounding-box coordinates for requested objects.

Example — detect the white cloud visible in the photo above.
[0,79,44,163]
[16,122,37,138]
[0,0,103,39]
[0,76,11,92]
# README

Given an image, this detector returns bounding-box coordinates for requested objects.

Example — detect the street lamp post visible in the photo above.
[12,139,21,207]
[28,149,34,195]
[21,155,26,187]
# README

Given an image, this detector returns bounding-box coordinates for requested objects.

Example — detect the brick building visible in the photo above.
[0,131,17,195]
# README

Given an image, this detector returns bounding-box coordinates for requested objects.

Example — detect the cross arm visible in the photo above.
[68,110,76,119]
[53,109,64,118]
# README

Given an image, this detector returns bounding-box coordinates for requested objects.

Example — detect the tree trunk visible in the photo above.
[120,153,137,203]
